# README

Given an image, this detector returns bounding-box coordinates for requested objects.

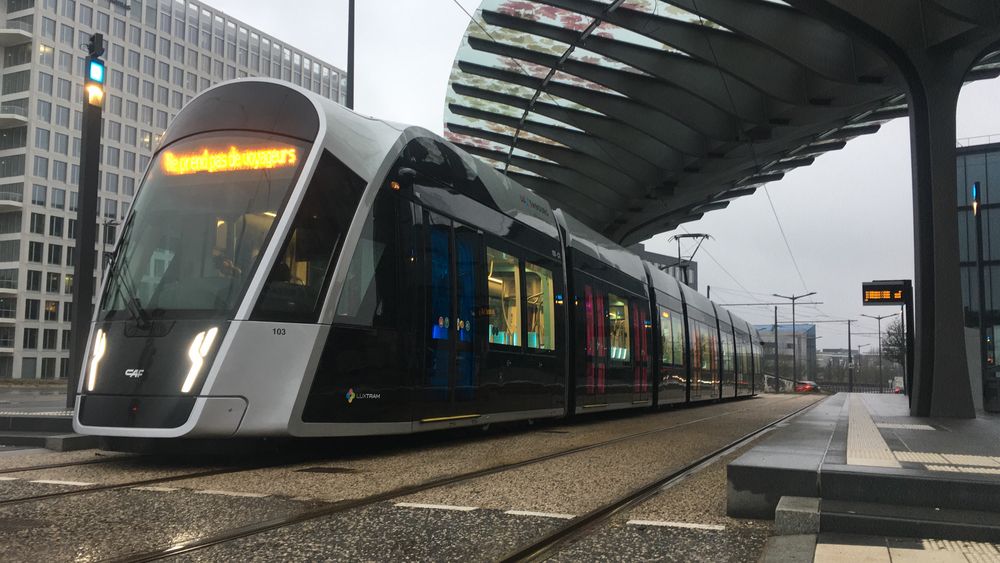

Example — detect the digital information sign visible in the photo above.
[862,280,911,306]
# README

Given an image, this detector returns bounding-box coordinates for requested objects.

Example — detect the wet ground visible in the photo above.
[0,393,818,562]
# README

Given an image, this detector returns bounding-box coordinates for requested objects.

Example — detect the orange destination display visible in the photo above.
[161,145,299,175]
[862,280,911,305]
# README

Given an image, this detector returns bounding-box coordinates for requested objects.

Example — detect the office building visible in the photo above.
[0,0,345,378]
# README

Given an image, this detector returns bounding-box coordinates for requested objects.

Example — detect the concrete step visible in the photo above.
[0,430,97,452]
[821,464,1000,514]
[820,499,1000,543]
[0,415,74,433]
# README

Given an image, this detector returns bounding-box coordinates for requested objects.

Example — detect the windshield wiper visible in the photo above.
[107,220,151,329]
[117,258,151,329]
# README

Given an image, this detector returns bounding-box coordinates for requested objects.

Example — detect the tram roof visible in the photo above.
[444,0,1000,246]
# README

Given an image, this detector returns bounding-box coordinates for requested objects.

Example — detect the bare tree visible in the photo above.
[882,317,906,367]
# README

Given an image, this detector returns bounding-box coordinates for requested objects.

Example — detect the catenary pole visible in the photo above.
[346,0,355,110]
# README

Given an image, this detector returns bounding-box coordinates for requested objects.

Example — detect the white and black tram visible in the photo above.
[73,79,763,439]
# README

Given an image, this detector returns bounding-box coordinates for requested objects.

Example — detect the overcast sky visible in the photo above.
[207,0,1000,352]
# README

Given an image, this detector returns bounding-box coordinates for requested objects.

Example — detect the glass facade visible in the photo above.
[957,143,1000,367]
[0,0,345,378]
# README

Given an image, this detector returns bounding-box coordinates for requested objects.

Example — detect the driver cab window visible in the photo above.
[253,151,365,322]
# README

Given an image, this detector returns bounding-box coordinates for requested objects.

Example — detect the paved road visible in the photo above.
[0,394,819,562]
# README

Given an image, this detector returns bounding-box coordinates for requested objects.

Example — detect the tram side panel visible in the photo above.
[716,307,738,400]
[643,264,688,407]
[569,249,652,413]
[681,285,721,402]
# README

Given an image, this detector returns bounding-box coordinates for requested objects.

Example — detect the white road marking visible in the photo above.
[877,423,935,431]
[394,502,478,512]
[0,476,18,481]
[505,510,575,519]
[626,520,726,531]
[132,486,178,492]
[30,479,95,486]
[194,489,269,498]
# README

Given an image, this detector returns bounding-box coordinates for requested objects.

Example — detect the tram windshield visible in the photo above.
[99,131,309,321]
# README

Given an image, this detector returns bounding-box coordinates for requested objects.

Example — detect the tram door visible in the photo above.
[419,212,480,422]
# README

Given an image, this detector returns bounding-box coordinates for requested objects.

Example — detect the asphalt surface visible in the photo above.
[0,393,819,562]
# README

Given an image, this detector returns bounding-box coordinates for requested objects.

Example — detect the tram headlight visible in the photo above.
[181,327,219,393]
[86,329,107,392]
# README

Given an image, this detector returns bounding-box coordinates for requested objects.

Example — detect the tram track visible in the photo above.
[498,399,819,562]
[0,454,138,475]
[97,395,811,563]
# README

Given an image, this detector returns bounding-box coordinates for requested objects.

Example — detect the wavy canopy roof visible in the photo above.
[444,0,1000,245]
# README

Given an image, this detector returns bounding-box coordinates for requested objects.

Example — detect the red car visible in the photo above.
[795,381,821,393]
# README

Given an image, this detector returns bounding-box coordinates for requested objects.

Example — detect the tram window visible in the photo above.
[254,150,365,322]
[698,323,714,370]
[659,308,673,365]
[100,131,308,320]
[525,261,554,350]
[487,247,520,347]
[672,315,684,366]
[608,293,630,362]
[334,192,397,326]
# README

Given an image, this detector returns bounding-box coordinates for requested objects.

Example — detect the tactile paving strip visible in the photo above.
[847,395,901,468]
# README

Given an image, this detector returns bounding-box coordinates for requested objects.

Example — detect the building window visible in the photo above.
[44,300,58,322]
[0,155,25,178]
[0,268,16,290]
[27,270,42,291]
[0,297,14,318]
[29,212,44,234]
[52,188,65,210]
[61,329,71,350]
[35,128,50,151]
[0,211,18,235]
[27,241,42,263]
[2,70,30,93]
[33,156,48,179]
[22,328,37,350]
[47,243,62,265]
[45,272,59,293]
[36,100,51,123]
[32,185,46,206]
[0,240,19,262]
[49,216,63,238]
[24,298,39,320]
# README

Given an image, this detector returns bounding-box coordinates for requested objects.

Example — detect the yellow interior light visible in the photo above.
[390,181,401,191]
[162,146,298,176]
[263,211,277,217]
[85,83,104,106]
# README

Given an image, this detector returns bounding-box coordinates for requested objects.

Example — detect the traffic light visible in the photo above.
[84,33,105,107]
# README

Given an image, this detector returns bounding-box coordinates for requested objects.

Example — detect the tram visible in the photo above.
[73,79,762,438]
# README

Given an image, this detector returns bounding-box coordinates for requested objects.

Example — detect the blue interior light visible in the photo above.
[88,60,105,84]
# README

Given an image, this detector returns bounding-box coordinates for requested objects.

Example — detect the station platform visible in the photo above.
[728,393,1000,542]
[0,384,92,451]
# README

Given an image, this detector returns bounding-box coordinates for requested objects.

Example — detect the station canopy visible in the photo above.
[444,0,1000,245]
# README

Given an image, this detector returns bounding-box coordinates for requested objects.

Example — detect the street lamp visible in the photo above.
[773,291,817,388]
[857,343,872,387]
[862,312,900,393]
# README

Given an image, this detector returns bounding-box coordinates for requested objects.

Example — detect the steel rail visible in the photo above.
[101,396,805,563]
[0,454,139,475]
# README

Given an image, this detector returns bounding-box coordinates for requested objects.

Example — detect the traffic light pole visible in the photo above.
[67,34,105,408]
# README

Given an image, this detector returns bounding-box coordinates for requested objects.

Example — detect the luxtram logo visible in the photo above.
[344,388,381,404]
